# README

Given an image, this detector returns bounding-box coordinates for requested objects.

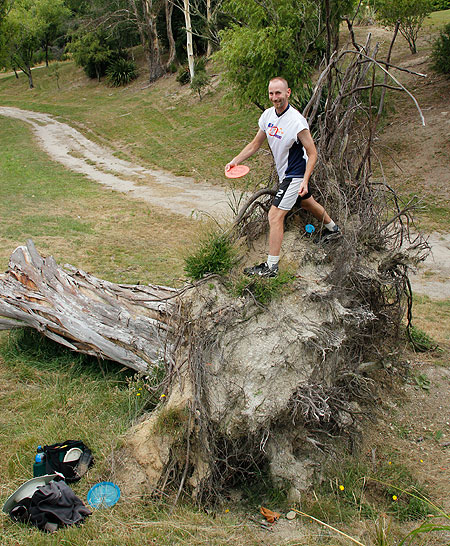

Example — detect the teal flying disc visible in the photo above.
[87,482,120,508]
[305,224,315,233]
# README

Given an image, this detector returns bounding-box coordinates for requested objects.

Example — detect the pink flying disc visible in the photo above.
[225,165,250,179]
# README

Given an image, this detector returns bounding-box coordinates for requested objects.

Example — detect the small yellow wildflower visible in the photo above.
[339,485,345,491]
[388,461,392,465]
[160,394,166,398]
[136,392,141,396]
[420,459,424,463]
[225,509,230,513]
[392,495,398,501]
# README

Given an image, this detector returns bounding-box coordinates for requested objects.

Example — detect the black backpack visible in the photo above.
[43,440,94,483]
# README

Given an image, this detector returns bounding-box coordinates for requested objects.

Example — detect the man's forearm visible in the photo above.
[303,152,317,184]
[226,130,267,170]
[231,141,260,164]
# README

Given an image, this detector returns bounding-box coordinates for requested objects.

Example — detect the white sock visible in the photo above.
[267,255,279,269]
[325,220,336,231]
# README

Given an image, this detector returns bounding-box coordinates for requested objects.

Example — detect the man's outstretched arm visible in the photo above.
[225,130,267,171]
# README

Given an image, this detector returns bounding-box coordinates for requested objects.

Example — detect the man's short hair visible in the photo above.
[269,76,289,88]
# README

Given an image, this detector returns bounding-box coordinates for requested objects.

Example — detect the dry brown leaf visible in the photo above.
[260,506,281,523]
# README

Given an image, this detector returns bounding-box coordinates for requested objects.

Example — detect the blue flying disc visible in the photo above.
[87,482,120,508]
[305,224,315,233]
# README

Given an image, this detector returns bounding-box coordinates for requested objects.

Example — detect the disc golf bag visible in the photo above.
[44,440,94,483]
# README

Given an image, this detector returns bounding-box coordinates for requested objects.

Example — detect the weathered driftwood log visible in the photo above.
[0,239,181,374]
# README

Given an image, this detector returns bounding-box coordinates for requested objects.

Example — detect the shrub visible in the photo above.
[190,70,211,99]
[431,23,450,75]
[176,65,190,85]
[184,231,238,280]
[107,57,138,86]
[68,31,113,81]
[176,57,208,85]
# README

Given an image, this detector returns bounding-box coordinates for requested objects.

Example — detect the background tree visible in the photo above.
[67,29,114,81]
[375,0,433,54]
[0,0,8,23]
[324,0,358,59]
[35,0,70,66]
[431,22,450,74]
[164,0,176,68]
[0,0,9,69]
[182,0,224,57]
[215,0,324,110]
[1,0,42,88]
[182,0,195,80]
[128,0,165,81]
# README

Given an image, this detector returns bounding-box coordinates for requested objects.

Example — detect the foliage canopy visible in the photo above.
[216,0,324,109]
[215,0,360,110]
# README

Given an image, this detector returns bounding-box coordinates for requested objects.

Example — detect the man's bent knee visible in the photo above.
[268,206,288,225]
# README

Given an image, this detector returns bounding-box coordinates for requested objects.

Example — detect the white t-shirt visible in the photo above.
[258,104,309,181]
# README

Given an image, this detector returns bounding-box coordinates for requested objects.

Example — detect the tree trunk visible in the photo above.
[206,0,212,57]
[0,240,179,374]
[24,66,34,89]
[164,0,176,70]
[130,0,165,83]
[183,0,195,81]
[0,233,420,502]
[144,0,165,82]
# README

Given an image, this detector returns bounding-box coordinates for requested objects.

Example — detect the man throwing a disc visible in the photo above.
[225,77,340,277]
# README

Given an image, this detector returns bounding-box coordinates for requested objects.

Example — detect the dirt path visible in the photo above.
[409,233,450,300]
[0,106,232,219]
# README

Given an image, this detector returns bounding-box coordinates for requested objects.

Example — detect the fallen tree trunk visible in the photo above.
[0,236,421,503]
[0,240,181,374]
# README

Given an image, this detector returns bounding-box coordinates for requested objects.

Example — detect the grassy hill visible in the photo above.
[0,11,449,546]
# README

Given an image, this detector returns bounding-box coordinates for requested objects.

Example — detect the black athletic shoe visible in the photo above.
[314,225,341,244]
[244,262,279,278]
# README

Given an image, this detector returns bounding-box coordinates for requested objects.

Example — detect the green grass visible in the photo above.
[412,295,450,352]
[233,270,296,305]
[0,329,269,546]
[304,457,434,526]
[0,115,197,286]
[184,230,239,279]
[0,57,271,187]
[408,325,439,353]
[414,198,450,232]
[426,8,450,28]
